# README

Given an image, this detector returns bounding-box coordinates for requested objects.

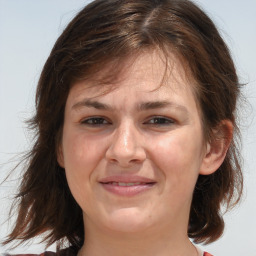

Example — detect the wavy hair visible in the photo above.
[4,0,243,250]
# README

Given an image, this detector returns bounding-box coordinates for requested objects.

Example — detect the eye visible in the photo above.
[81,117,110,126]
[145,116,175,125]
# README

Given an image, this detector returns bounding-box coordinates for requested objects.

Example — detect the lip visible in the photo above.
[99,175,156,197]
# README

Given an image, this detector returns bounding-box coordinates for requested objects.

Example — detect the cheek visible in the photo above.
[62,129,105,172]
[149,130,204,189]
[61,129,106,203]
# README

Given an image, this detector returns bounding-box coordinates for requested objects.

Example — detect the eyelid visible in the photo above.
[80,116,111,125]
[79,115,176,126]
[144,116,176,125]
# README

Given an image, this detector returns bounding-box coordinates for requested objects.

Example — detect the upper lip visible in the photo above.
[99,175,156,184]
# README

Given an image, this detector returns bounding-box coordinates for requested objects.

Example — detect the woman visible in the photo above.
[3,0,243,255]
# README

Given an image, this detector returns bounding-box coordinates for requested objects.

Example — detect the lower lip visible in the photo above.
[100,183,155,197]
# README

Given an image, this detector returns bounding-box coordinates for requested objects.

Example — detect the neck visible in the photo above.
[78,221,197,256]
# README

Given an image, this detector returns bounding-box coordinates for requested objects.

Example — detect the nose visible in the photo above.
[105,121,146,167]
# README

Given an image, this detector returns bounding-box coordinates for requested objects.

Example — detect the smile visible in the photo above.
[104,182,149,186]
[99,177,156,196]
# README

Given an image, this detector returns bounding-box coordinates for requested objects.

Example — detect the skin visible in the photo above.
[58,50,230,256]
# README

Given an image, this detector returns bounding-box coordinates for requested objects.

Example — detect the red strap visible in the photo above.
[204,252,213,256]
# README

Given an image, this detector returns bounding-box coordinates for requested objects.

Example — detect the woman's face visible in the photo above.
[59,51,208,235]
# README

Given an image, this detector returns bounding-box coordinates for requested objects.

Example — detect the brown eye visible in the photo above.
[146,117,175,125]
[81,117,110,126]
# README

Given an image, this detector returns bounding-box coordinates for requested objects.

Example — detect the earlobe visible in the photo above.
[199,120,233,175]
[57,145,65,168]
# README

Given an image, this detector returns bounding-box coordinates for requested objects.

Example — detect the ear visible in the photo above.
[57,144,65,168]
[199,120,233,175]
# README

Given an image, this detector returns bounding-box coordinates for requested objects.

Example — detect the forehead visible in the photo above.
[69,49,197,101]
[65,49,204,132]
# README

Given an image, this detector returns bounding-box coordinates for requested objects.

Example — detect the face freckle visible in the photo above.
[59,50,207,236]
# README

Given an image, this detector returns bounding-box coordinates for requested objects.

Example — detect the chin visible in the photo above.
[102,207,153,233]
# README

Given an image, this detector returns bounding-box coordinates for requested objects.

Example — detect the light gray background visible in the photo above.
[0,0,256,255]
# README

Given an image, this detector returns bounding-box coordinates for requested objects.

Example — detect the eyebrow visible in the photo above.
[72,99,188,113]
[72,99,113,110]
[138,101,187,112]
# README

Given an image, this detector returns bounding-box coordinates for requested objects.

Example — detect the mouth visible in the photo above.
[100,181,155,187]
[99,176,156,196]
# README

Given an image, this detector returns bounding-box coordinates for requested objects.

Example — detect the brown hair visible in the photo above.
[4,0,243,249]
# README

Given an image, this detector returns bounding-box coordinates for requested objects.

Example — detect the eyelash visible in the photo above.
[144,116,175,125]
[80,116,175,127]
[81,117,111,126]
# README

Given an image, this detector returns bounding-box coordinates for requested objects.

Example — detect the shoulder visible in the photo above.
[1,247,77,256]
[204,252,214,256]
[0,252,56,256]
[195,244,213,256]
